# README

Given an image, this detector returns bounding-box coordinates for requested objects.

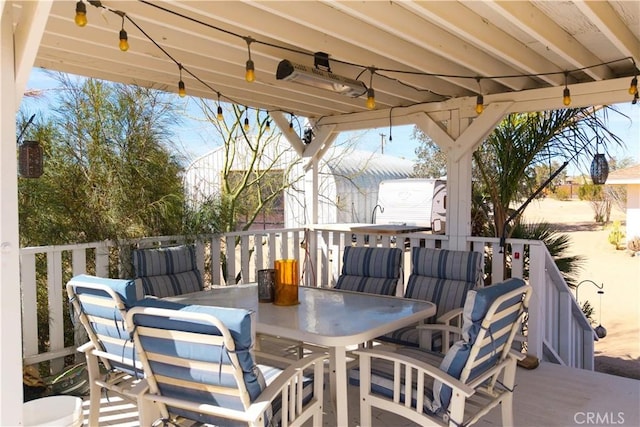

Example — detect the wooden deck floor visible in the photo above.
[83,362,640,426]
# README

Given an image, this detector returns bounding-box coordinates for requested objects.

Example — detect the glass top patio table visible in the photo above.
[165,284,436,426]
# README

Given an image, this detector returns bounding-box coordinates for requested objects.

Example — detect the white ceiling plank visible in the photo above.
[326,0,535,92]
[400,0,565,87]
[246,0,479,97]
[486,1,613,81]
[574,0,640,64]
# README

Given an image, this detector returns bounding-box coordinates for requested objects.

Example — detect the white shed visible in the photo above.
[184,140,414,229]
[607,164,640,246]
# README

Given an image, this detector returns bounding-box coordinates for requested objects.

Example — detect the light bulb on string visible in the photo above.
[118,16,129,51]
[178,65,186,97]
[629,76,638,95]
[244,108,250,131]
[216,93,223,120]
[265,120,271,131]
[474,78,484,114]
[75,1,87,27]
[289,115,294,133]
[245,37,255,82]
[475,95,484,115]
[119,29,129,51]
[562,72,571,106]
[366,68,376,109]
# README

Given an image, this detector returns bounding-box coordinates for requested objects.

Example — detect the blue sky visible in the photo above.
[23,68,639,172]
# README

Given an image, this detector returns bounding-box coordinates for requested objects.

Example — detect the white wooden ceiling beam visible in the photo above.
[269,111,304,156]
[13,0,53,105]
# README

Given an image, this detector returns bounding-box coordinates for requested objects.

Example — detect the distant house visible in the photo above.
[607,164,640,245]
[184,140,414,230]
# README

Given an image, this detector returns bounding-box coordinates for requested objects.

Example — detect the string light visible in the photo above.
[562,72,571,106]
[474,78,484,114]
[245,37,255,83]
[243,107,250,131]
[178,65,186,97]
[265,120,271,131]
[475,95,484,115]
[629,76,638,95]
[289,114,294,132]
[80,1,638,121]
[75,1,87,27]
[366,68,376,110]
[119,16,129,51]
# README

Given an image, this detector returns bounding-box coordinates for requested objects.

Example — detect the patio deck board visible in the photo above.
[82,362,639,426]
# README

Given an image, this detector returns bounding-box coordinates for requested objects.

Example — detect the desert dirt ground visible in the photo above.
[521,198,640,379]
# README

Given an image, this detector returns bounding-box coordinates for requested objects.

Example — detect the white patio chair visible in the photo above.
[66,274,158,426]
[377,246,484,351]
[352,277,531,427]
[126,303,326,427]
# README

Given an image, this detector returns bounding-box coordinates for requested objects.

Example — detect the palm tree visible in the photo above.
[473,108,625,241]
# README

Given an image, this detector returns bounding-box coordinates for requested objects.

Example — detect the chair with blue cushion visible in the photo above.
[126,302,326,427]
[334,246,403,296]
[352,277,531,427]
[131,244,203,298]
[66,274,158,425]
[378,247,484,350]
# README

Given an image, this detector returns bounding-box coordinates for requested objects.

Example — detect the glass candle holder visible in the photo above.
[257,269,276,302]
[273,259,299,306]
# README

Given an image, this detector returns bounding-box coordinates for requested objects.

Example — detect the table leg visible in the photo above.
[329,346,349,426]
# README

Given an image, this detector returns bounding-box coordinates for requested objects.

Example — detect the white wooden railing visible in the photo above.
[20,226,595,372]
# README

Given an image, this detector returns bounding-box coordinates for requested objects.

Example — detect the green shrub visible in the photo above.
[552,187,571,201]
[608,221,625,250]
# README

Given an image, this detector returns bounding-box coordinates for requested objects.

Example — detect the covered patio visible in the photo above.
[2,1,639,425]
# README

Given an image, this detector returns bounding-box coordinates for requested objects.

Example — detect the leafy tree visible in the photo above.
[411,127,446,178]
[473,109,623,240]
[197,103,303,233]
[18,74,186,246]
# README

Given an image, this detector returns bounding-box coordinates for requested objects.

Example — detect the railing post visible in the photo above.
[20,253,38,360]
[558,291,573,364]
[47,250,64,373]
[526,243,545,361]
[95,244,110,277]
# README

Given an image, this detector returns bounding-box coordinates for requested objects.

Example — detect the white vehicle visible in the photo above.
[374,178,447,233]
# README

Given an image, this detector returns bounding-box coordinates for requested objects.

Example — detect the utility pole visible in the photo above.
[379,133,386,154]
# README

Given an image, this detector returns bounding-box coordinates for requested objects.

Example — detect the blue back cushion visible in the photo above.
[132,244,198,276]
[404,247,483,319]
[68,274,144,374]
[433,278,527,411]
[130,302,265,418]
[340,246,402,278]
[132,245,203,297]
[335,247,402,295]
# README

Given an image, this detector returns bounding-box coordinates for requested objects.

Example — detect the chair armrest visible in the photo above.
[354,348,475,397]
[77,341,95,353]
[416,323,463,351]
[248,353,326,423]
[436,307,464,324]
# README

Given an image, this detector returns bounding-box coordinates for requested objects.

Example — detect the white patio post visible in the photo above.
[1,2,51,423]
[1,5,24,423]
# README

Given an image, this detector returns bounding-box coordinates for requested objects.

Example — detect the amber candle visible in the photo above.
[273,259,299,306]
